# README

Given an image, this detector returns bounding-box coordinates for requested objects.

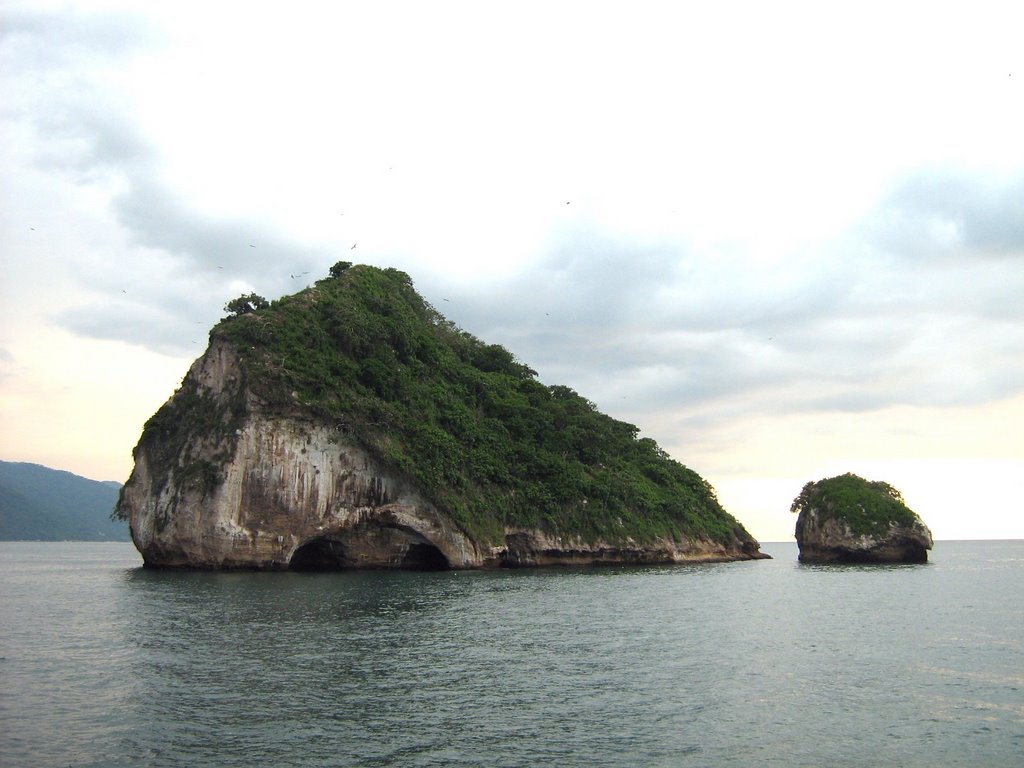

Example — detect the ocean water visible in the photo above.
[1,541,1021,767]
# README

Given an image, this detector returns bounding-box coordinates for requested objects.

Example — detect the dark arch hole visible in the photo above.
[402,543,450,571]
[290,538,349,571]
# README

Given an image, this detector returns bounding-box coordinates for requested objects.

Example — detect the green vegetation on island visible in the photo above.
[150,263,752,550]
[790,472,918,536]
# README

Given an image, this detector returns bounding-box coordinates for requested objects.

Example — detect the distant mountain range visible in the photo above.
[0,460,129,541]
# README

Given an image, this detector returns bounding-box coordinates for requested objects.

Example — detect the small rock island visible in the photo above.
[792,473,933,563]
[116,263,767,570]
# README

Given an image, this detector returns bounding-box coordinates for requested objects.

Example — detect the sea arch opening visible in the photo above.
[401,541,451,571]
[289,537,350,571]
[288,529,452,572]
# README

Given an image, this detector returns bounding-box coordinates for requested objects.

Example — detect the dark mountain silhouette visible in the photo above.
[0,460,127,541]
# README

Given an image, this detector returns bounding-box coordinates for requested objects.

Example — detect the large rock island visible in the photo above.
[116,263,766,569]
[792,473,933,563]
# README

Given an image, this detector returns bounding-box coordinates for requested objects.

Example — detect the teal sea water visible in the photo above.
[1,540,1021,767]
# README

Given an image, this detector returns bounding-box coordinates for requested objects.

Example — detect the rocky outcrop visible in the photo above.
[120,340,475,569]
[119,340,766,569]
[795,507,933,563]
[500,529,766,567]
[792,474,933,564]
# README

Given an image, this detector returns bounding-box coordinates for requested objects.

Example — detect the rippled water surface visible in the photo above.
[1,540,1022,767]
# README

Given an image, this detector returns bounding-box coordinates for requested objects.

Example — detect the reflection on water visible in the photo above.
[2,541,1023,767]
[796,560,934,572]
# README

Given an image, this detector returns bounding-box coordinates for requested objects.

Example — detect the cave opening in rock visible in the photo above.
[289,538,349,571]
[289,534,451,571]
[401,542,450,571]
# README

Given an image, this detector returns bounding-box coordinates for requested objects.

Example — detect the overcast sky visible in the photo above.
[2,1,1022,541]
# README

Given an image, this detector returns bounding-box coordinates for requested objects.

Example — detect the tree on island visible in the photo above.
[329,261,353,278]
[223,293,269,317]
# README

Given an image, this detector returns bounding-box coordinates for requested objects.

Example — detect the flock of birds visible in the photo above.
[27,195,583,350]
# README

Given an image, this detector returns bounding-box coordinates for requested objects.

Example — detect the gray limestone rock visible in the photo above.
[792,474,933,564]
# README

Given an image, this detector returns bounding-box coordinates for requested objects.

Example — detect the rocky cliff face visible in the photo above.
[121,340,476,569]
[795,501,934,564]
[119,340,765,569]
